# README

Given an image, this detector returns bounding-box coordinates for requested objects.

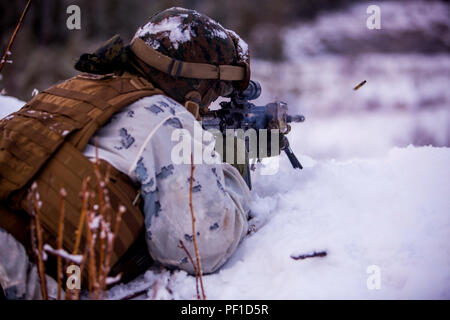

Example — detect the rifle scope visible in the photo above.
[238,80,262,101]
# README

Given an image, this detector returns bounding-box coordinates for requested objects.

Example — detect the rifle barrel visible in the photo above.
[287,115,305,123]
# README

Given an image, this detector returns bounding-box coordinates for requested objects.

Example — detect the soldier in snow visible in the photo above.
[0,7,252,299]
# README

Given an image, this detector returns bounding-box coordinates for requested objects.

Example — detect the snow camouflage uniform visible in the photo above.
[0,7,251,299]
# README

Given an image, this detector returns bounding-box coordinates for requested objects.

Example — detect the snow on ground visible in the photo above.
[0,95,25,119]
[108,146,450,300]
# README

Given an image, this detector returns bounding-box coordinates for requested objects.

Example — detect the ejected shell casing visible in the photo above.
[353,80,367,91]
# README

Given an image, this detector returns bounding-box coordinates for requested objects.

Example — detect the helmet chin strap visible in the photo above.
[183,86,220,119]
[200,87,220,110]
[184,90,201,120]
[185,90,202,104]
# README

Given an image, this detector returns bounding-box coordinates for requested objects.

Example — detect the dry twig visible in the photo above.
[100,205,125,298]
[290,250,327,260]
[66,179,90,300]
[28,183,48,300]
[73,177,90,255]
[188,154,206,300]
[93,138,106,278]
[56,188,67,300]
[85,202,99,298]
[178,240,199,298]
[0,0,32,74]
[27,163,124,300]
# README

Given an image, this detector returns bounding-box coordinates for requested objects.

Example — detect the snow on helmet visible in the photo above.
[131,7,251,110]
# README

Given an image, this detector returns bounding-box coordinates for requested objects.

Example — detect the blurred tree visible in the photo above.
[0,0,378,98]
[1,0,362,48]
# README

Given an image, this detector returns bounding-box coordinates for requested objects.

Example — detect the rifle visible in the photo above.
[201,80,305,188]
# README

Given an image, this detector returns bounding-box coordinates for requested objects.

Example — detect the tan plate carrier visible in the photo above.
[0,72,163,282]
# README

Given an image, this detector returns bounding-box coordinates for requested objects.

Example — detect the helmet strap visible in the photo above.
[130,38,247,82]
[184,91,201,120]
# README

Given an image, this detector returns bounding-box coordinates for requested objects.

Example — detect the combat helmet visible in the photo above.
[130,7,251,112]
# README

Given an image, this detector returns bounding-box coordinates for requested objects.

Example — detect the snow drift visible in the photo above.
[0,95,25,119]
[108,146,450,300]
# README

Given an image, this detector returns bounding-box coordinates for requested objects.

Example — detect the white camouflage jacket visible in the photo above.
[0,94,250,299]
[83,94,251,275]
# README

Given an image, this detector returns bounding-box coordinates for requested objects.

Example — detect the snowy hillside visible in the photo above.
[108,146,450,299]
